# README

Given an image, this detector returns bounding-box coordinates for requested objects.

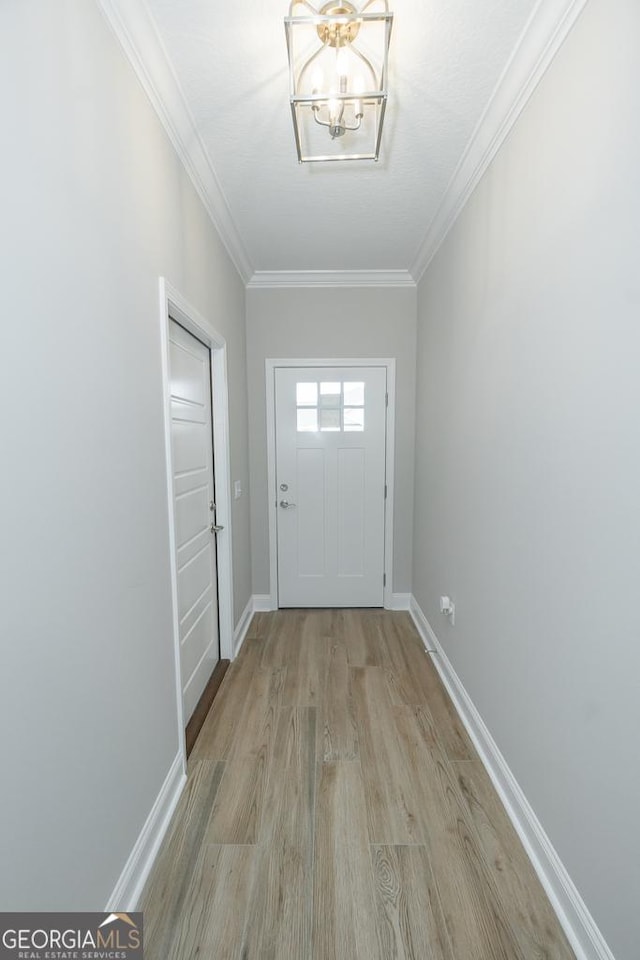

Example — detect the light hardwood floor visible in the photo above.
[141,610,575,959]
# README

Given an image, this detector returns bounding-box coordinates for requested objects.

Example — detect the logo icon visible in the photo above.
[100,913,139,929]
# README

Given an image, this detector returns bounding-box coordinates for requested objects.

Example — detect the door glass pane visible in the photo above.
[343,381,365,405]
[344,407,364,431]
[296,381,318,406]
[319,392,341,409]
[320,381,341,396]
[320,407,341,431]
[297,407,318,432]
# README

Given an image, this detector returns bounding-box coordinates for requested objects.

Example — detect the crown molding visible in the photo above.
[96,0,253,283]
[411,0,589,283]
[247,270,416,289]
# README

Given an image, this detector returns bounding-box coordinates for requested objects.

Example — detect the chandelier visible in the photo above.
[284,0,393,162]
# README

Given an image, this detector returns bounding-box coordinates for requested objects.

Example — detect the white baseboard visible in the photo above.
[253,594,410,611]
[233,597,255,658]
[409,595,438,651]
[389,592,411,610]
[252,594,276,612]
[408,596,615,960]
[105,751,186,911]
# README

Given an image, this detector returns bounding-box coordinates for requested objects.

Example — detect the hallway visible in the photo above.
[142,610,574,958]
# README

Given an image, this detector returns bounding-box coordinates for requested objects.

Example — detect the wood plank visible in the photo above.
[320,640,359,761]
[229,665,286,761]
[241,708,317,959]
[203,757,266,844]
[343,608,388,666]
[141,760,225,958]
[308,608,342,639]
[282,614,327,706]
[258,609,306,667]
[166,845,256,960]
[379,612,439,705]
[410,699,474,770]
[351,667,423,844]
[245,611,273,639]
[371,845,453,960]
[452,760,576,960]
[313,762,379,960]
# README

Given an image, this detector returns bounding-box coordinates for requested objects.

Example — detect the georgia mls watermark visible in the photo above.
[0,913,143,960]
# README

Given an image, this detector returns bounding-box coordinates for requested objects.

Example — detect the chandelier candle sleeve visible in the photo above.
[284,0,393,162]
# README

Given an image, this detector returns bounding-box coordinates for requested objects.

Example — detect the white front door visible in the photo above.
[275,366,387,607]
[169,320,220,722]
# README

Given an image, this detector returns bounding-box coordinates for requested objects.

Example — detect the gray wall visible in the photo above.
[0,0,251,909]
[412,1,640,956]
[246,286,417,598]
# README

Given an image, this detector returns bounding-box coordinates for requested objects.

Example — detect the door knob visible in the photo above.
[279,500,296,509]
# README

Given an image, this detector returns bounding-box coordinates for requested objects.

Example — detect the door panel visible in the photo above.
[275,365,386,607]
[169,320,220,722]
[297,447,326,576]
[169,342,208,405]
[180,604,216,685]
[177,545,212,619]
[175,485,210,549]
[179,584,213,645]
[171,420,208,475]
[337,447,365,576]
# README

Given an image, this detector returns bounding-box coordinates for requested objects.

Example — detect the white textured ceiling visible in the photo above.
[140,0,542,275]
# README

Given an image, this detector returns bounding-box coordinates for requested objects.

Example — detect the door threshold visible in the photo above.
[185,659,230,757]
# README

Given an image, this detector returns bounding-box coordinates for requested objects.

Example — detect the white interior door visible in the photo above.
[275,366,387,607]
[169,320,220,722]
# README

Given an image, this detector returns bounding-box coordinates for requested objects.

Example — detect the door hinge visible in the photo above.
[384,483,387,499]
[383,573,386,587]
[385,392,389,407]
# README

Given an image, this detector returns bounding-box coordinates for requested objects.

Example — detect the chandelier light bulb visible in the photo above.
[336,47,350,82]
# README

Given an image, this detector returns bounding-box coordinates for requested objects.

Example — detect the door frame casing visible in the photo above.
[265,357,396,611]
[159,278,234,765]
